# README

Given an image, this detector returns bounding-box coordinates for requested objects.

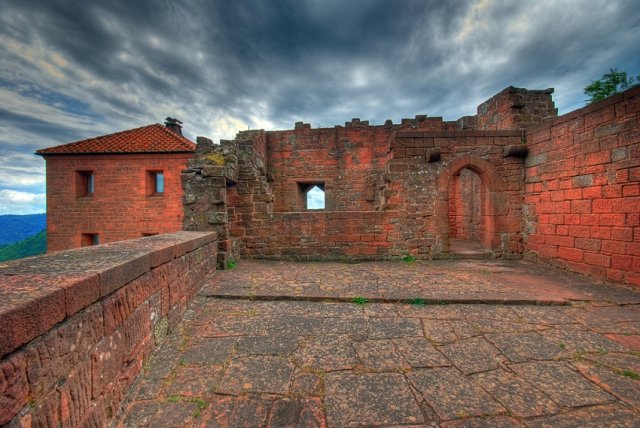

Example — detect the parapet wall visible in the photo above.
[0,231,217,426]
[524,86,640,286]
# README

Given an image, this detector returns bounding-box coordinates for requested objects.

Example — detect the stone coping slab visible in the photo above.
[0,231,216,358]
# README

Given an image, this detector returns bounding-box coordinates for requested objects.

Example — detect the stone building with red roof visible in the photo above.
[36,119,196,251]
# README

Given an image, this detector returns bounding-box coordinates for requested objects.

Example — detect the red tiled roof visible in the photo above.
[36,124,196,155]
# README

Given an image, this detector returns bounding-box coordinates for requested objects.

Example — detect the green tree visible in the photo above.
[584,68,640,104]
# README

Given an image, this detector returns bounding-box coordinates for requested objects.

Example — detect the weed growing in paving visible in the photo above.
[401,255,416,263]
[407,298,426,305]
[226,260,237,270]
[165,395,208,417]
[352,296,368,305]
[618,369,640,380]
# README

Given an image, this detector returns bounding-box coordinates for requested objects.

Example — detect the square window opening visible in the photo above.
[76,171,94,197]
[81,233,99,246]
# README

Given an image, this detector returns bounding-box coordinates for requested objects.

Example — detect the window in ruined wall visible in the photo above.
[76,171,94,198]
[298,183,325,210]
[81,233,99,246]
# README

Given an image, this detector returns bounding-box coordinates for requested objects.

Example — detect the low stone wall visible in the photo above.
[242,211,393,260]
[0,231,217,426]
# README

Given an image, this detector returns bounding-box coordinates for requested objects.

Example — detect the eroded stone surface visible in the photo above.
[485,332,565,363]
[394,337,451,368]
[438,337,502,374]
[509,361,614,408]
[352,339,410,371]
[408,368,505,420]
[113,260,640,427]
[292,335,357,372]
[471,369,559,418]
[526,403,639,428]
[217,355,293,395]
[324,372,424,426]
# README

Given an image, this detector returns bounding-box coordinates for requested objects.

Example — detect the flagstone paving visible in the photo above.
[116,260,640,427]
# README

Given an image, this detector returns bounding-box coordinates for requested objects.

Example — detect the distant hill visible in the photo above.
[0,214,46,245]
[0,229,47,262]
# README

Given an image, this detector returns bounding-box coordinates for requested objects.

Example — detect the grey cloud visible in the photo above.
[0,0,639,214]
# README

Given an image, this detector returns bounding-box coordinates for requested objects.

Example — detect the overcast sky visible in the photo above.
[1,0,638,215]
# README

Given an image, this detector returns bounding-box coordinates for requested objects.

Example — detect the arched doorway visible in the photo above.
[448,168,484,248]
[435,155,506,255]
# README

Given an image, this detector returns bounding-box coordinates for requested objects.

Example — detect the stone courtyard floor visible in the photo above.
[116,260,640,427]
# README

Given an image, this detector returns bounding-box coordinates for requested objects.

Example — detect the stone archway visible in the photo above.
[435,155,507,253]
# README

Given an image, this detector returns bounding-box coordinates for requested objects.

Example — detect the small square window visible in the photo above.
[81,233,99,246]
[147,171,164,195]
[77,171,94,197]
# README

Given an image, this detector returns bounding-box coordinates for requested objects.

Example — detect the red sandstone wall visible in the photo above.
[239,211,392,260]
[228,127,525,260]
[264,118,456,212]
[0,232,217,426]
[524,86,640,286]
[386,130,525,257]
[449,169,483,240]
[477,86,557,130]
[45,153,192,252]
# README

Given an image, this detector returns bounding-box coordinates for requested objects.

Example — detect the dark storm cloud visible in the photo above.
[1,0,639,213]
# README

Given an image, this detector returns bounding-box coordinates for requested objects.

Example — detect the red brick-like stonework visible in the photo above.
[523,87,640,286]
[43,153,192,252]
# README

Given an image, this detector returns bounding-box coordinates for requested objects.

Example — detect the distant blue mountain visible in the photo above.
[0,214,47,246]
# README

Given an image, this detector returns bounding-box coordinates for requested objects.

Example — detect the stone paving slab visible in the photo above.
[201,259,640,305]
[115,260,640,427]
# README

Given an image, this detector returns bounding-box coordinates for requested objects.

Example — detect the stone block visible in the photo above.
[26,304,103,399]
[0,352,29,425]
[0,275,66,358]
[208,211,228,225]
[59,359,92,428]
[91,330,124,399]
[572,174,594,188]
[99,254,151,297]
[202,165,225,177]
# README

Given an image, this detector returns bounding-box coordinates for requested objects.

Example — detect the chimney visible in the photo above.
[164,117,183,136]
